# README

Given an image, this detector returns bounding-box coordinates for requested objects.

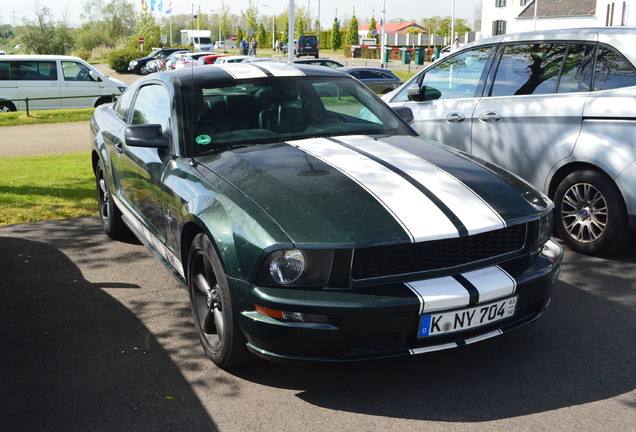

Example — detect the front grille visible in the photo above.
[351,223,528,281]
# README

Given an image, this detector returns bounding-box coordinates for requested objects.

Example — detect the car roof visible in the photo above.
[149,62,348,85]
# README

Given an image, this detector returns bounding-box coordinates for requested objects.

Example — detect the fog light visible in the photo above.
[255,304,328,323]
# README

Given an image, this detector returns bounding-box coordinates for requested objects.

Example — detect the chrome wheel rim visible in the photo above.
[561,182,608,244]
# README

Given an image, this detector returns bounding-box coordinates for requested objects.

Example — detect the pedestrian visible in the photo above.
[240,38,248,56]
[275,39,281,53]
[250,38,258,57]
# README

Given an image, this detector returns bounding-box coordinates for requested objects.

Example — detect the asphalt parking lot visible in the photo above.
[1,68,635,431]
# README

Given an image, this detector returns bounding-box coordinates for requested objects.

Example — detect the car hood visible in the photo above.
[194,135,546,247]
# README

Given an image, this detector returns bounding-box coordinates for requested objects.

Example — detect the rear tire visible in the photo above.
[554,169,631,255]
[96,160,128,239]
[187,234,254,368]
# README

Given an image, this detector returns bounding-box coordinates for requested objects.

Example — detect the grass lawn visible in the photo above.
[0,108,95,127]
[0,152,97,226]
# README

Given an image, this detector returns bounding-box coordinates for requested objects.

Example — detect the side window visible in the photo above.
[13,61,57,80]
[130,84,171,133]
[556,43,595,93]
[0,62,9,80]
[61,61,94,82]
[491,43,567,97]
[408,47,492,101]
[593,46,636,91]
[113,88,135,121]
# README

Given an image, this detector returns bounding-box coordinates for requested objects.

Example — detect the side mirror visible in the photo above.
[392,106,414,124]
[124,124,170,149]
[422,86,442,101]
[88,70,102,82]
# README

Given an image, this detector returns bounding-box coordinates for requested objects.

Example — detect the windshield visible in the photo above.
[182,76,413,157]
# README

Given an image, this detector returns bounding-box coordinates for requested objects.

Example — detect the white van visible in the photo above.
[0,55,127,112]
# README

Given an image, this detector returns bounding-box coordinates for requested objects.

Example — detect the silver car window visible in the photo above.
[491,43,567,97]
[593,46,636,91]
[392,47,492,102]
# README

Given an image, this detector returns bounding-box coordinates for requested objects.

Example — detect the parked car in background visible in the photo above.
[294,58,343,69]
[282,40,297,55]
[128,48,182,75]
[340,66,403,94]
[91,63,562,368]
[197,54,229,65]
[173,52,215,69]
[213,55,252,64]
[145,58,166,73]
[164,50,190,70]
[385,27,636,255]
[0,55,127,112]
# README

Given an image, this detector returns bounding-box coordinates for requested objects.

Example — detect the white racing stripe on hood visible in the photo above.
[219,64,268,79]
[337,135,506,235]
[406,266,516,314]
[259,63,306,76]
[292,138,458,242]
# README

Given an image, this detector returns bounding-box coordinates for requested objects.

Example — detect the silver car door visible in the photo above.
[387,47,494,153]
[471,43,594,191]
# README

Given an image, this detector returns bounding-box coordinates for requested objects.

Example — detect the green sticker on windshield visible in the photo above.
[196,134,212,145]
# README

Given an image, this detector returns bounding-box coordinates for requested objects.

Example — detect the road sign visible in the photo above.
[231,35,237,41]
[138,37,145,44]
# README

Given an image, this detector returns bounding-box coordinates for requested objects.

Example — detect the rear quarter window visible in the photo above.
[593,46,636,90]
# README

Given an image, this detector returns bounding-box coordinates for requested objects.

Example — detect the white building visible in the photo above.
[481,0,634,38]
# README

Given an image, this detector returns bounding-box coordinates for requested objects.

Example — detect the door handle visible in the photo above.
[114,140,123,154]
[445,113,466,123]
[478,111,502,123]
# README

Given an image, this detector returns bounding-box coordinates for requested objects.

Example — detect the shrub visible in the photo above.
[76,51,91,61]
[108,48,144,73]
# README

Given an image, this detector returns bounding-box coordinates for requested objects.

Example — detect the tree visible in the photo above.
[346,12,359,46]
[330,16,342,50]
[367,16,378,44]
[256,22,267,48]
[18,5,73,54]
[242,0,259,37]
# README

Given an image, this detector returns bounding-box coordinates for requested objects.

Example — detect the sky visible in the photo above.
[4,0,482,28]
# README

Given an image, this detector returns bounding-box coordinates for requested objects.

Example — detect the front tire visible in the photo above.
[187,234,253,368]
[96,160,128,239]
[554,169,631,255]
[0,101,16,112]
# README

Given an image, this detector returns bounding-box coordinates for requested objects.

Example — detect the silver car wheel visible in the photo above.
[560,181,607,244]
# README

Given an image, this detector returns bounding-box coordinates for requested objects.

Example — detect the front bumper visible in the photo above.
[237,239,563,364]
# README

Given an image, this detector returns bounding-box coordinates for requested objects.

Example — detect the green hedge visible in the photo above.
[108,48,147,73]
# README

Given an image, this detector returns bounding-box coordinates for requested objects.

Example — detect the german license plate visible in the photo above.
[418,296,518,338]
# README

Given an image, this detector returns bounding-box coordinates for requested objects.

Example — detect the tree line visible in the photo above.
[1,0,472,57]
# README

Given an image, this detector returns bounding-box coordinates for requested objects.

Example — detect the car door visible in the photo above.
[115,83,173,241]
[471,41,595,190]
[15,60,61,110]
[60,60,102,108]
[386,46,494,153]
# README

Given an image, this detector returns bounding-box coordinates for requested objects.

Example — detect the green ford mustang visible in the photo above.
[91,63,563,368]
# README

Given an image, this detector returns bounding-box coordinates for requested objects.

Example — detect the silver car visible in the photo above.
[386,27,636,255]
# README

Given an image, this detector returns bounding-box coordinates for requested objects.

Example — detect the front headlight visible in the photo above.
[130,60,138,66]
[256,249,334,287]
[537,208,554,247]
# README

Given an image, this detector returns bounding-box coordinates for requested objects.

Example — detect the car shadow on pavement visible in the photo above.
[233,240,636,422]
[0,219,217,432]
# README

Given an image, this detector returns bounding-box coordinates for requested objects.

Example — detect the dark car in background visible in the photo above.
[127,48,182,75]
[294,58,343,68]
[91,63,562,368]
[340,66,403,94]
[385,27,636,255]
[296,35,319,58]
